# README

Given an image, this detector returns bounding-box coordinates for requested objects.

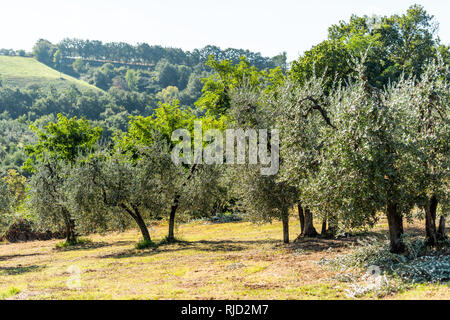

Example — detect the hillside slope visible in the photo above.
[0,56,101,92]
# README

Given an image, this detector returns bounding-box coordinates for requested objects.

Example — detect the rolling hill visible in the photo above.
[0,56,101,92]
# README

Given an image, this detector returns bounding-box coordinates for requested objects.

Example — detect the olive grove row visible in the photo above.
[1,55,448,254]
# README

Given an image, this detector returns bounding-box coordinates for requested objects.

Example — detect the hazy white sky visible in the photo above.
[1,0,449,61]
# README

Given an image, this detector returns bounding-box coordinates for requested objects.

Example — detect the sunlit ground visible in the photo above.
[0,217,448,300]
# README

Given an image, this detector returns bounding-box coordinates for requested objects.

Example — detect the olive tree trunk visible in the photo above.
[167,164,197,242]
[297,203,305,235]
[302,207,318,237]
[437,215,447,241]
[65,218,77,245]
[424,195,438,246]
[62,208,77,245]
[132,209,151,242]
[167,194,181,242]
[282,210,289,244]
[386,202,406,254]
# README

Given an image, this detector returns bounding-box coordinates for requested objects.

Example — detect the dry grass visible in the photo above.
[0,217,448,300]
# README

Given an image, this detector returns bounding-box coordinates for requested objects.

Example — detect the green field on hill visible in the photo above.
[0,56,101,92]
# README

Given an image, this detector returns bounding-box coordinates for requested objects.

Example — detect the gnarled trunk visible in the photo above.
[386,202,406,254]
[62,207,77,245]
[327,218,338,238]
[121,203,151,242]
[132,209,151,242]
[65,218,77,245]
[321,218,327,235]
[282,210,289,244]
[425,195,438,246]
[437,215,447,241]
[167,194,181,242]
[321,216,337,238]
[302,207,318,237]
[297,204,305,235]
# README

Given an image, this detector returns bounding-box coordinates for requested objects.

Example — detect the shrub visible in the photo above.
[209,211,242,223]
[135,238,157,249]
[55,237,92,248]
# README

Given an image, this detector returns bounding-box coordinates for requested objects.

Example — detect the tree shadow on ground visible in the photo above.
[0,265,44,276]
[52,240,134,252]
[289,231,380,253]
[0,252,42,262]
[100,239,280,259]
[404,226,426,237]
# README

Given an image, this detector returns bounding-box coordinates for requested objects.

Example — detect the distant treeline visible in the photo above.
[58,38,285,69]
[28,38,286,71]
[0,48,31,57]
[23,38,287,106]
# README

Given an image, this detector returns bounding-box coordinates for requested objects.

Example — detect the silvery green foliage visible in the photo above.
[232,163,298,223]
[292,64,421,228]
[273,76,329,179]
[67,138,225,234]
[67,139,183,234]
[227,82,298,224]
[26,158,74,234]
[178,164,228,220]
[320,236,450,283]
[388,58,449,215]
[274,76,339,223]
[273,73,377,229]
[395,255,450,283]
[0,178,11,234]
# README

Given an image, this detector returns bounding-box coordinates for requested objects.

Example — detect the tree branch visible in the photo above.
[298,96,336,129]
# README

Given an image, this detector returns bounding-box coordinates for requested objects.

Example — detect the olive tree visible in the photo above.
[389,59,449,244]
[225,84,299,243]
[68,141,179,244]
[274,75,339,238]
[232,164,298,243]
[27,159,77,243]
[0,178,11,235]
[319,64,420,253]
[118,101,226,241]
[68,138,224,244]
[24,114,102,245]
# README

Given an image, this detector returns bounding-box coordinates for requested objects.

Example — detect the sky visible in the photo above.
[1,0,449,61]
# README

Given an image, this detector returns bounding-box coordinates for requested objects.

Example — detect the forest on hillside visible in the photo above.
[0,39,286,175]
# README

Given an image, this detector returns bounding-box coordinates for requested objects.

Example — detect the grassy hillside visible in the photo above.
[0,218,448,300]
[0,56,101,92]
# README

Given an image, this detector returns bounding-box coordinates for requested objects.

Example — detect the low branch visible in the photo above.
[298,96,336,129]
